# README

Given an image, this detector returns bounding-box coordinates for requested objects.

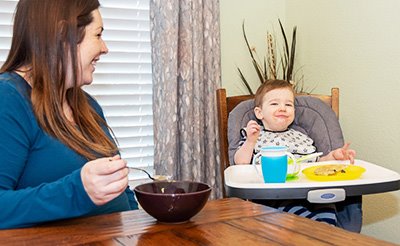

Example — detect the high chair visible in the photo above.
[216,87,363,232]
[216,87,339,194]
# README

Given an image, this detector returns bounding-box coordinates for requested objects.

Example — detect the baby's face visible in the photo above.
[254,88,295,131]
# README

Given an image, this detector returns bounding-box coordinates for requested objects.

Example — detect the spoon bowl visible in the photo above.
[129,167,172,181]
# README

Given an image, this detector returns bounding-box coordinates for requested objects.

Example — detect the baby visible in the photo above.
[234,79,355,165]
[233,79,356,226]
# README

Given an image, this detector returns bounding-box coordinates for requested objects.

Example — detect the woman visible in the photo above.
[0,0,137,229]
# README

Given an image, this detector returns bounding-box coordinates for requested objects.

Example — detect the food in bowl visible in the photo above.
[134,181,211,223]
[152,175,172,181]
[314,164,348,176]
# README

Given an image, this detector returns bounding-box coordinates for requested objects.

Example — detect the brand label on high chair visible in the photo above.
[307,189,346,203]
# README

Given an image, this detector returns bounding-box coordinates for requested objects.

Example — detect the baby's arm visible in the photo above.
[234,120,260,165]
[319,143,356,164]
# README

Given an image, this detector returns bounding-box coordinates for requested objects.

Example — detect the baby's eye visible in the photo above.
[286,103,294,107]
[270,102,278,106]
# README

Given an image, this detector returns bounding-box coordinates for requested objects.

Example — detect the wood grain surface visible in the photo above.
[0,198,395,246]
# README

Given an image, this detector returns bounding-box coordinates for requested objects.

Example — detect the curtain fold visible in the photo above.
[150,0,222,199]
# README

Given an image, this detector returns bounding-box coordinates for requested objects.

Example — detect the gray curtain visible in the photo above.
[150,0,222,199]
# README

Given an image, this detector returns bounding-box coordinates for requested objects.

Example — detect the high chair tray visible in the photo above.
[224,159,400,202]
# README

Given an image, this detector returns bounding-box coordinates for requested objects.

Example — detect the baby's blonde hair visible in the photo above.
[254,80,295,107]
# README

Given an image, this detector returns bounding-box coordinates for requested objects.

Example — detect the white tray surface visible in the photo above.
[225,159,400,189]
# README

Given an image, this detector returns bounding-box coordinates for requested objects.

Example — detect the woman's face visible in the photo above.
[254,87,295,131]
[76,9,108,87]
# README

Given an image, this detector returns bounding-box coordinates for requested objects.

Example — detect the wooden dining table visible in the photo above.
[0,197,395,246]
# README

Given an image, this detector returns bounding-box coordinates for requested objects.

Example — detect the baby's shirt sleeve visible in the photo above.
[238,128,248,148]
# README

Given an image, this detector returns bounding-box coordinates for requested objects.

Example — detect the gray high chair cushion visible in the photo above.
[227,96,362,232]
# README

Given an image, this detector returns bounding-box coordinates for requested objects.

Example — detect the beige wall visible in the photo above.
[220,0,400,243]
[220,0,286,95]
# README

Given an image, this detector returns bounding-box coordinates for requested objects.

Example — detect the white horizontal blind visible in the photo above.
[0,0,154,181]
[87,0,154,181]
[0,0,17,62]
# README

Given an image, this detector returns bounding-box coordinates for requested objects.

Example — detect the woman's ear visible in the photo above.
[254,106,263,120]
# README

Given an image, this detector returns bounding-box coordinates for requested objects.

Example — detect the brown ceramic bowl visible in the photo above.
[134,181,211,223]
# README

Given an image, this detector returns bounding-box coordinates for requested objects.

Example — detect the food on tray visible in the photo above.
[313,164,348,176]
[302,164,366,181]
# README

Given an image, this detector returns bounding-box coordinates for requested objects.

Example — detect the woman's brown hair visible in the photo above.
[0,0,118,160]
[254,79,295,107]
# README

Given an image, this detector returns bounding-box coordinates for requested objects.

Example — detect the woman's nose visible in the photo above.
[101,40,109,55]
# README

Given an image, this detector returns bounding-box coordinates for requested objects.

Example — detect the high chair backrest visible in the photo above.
[216,87,339,197]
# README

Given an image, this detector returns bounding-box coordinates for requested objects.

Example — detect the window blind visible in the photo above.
[0,0,154,181]
[0,0,17,62]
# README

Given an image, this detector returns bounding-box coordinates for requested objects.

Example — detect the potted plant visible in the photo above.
[237,19,310,94]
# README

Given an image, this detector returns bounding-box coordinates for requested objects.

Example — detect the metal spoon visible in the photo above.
[129,167,155,180]
[128,167,172,181]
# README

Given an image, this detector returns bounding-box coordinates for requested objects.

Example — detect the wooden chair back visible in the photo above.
[216,87,339,197]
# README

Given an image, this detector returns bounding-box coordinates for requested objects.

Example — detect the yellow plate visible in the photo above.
[302,165,366,181]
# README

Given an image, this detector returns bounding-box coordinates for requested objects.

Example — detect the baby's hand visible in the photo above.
[330,143,356,164]
[245,120,260,144]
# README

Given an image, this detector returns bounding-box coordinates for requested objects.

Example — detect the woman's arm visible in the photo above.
[0,83,96,229]
[0,170,97,229]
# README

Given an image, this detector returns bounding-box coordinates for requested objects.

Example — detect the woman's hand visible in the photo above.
[320,143,356,164]
[81,155,129,205]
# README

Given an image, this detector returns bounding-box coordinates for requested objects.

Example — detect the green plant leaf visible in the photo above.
[242,21,265,84]
[237,67,254,95]
[263,57,268,81]
[278,19,290,70]
[287,26,297,82]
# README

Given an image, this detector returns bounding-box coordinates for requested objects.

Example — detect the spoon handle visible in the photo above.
[296,152,324,163]
[129,167,155,180]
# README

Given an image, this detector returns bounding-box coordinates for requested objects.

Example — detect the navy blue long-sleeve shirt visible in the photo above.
[0,72,137,229]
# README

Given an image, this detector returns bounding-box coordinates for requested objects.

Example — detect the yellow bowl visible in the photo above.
[302,164,366,181]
